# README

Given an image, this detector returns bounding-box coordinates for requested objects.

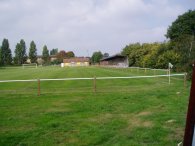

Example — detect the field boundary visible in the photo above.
[0,73,185,83]
[0,73,186,95]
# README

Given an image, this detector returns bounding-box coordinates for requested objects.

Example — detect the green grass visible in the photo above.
[0,66,190,146]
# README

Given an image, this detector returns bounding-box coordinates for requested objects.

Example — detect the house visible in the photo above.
[63,57,90,67]
[50,55,57,62]
[26,55,57,64]
[100,54,129,67]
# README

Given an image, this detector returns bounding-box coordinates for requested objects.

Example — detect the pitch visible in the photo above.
[0,66,189,145]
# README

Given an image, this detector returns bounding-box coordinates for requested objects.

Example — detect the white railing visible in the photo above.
[0,73,185,83]
[0,73,186,95]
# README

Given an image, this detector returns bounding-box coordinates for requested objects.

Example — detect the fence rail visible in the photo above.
[0,73,185,83]
[0,73,186,95]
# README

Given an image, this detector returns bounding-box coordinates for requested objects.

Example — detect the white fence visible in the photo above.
[0,73,185,83]
[0,73,186,95]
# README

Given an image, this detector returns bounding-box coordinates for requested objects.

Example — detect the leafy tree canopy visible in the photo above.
[29,41,37,63]
[91,51,103,64]
[56,50,66,63]
[50,48,58,55]
[1,38,12,65]
[66,51,75,58]
[166,10,195,40]
[42,45,49,63]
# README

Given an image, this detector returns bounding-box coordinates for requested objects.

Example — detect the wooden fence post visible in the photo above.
[38,79,40,96]
[94,76,96,93]
[184,73,187,87]
[183,63,195,146]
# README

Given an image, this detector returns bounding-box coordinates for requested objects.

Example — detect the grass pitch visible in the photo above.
[0,66,190,146]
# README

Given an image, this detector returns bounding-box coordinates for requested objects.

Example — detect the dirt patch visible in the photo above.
[137,111,152,117]
[166,127,184,141]
[88,112,153,129]
[127,116,153,129]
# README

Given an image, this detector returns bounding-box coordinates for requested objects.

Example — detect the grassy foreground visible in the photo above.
[0,66,190,146]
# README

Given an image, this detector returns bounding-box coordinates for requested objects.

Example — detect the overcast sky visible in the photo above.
[0,0,194,56]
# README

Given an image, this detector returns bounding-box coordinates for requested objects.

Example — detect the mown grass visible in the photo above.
[0,66,190,146]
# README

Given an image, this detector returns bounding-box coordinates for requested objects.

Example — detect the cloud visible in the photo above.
[0,0,192,56]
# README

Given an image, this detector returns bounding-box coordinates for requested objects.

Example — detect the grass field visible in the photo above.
[0,66,190,146]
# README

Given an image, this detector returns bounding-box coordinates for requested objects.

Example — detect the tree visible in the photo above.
[121,43,142,66]
[166,10,195,40]
[20,39,27,63]
[6,47,12,65]
[42,45,49,63]
[56,50,66,62]
[91,51,103,64]
[103,53,109,58]
[1,38,12,65]
[166,10,195,78]
[50,48,58,55]
[14,39,27,64]
[66,51,75,58]
[29,41,37,63]
[14,43,21,64]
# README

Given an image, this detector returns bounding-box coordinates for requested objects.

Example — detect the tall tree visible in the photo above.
[166,10,195,40]
[29,41,37,63]
[20,39,27,63]
[6,47,12,65]
[50,48,58,55]
[14,39,27,64]
[166,10,195,76]
[91,51,103,64]
[1,38,12,65]
[42,45,49,63]
[14,43,21,64]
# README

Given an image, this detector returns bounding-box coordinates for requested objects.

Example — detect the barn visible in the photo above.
[100,54,129,67]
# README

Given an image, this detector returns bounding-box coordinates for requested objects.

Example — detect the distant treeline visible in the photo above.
[0,39,75,65]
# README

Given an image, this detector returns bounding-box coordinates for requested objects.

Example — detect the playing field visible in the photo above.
[0,66,190,145]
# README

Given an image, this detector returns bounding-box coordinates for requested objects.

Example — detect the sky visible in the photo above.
[0,0,194,57]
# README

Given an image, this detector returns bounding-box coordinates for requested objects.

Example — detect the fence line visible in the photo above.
[0,73,186,95]
[0,73,185,83]
[129,66,168,72]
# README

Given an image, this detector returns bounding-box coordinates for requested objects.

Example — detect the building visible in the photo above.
[100,54,129,67]
[63,57,90,66]
[26,55,58,64]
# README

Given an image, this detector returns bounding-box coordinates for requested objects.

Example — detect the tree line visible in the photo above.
[0,40,75,66]
[121,10,195,78]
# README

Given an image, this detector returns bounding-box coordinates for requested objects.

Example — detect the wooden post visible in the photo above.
[184,73,187,87]
[168,68,171,84]
[94,76,96,93]
[183,63,195,146]
[38,79,40,96]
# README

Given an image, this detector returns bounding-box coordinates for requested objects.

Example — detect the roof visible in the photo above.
[64,57,90,63]
[100,54,127,61]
